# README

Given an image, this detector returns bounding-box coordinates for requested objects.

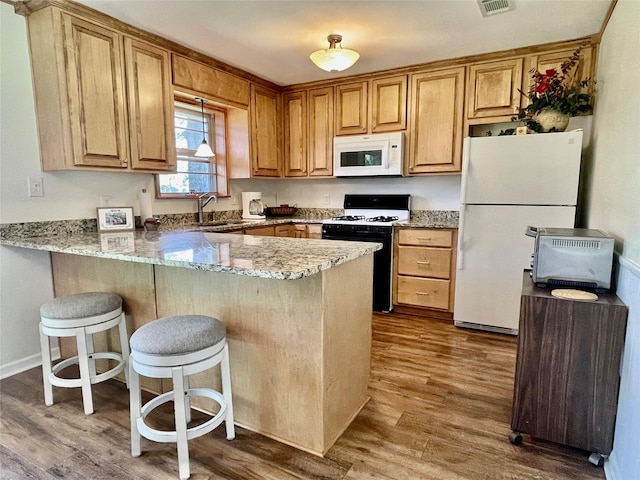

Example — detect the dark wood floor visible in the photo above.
[1,312,605,480]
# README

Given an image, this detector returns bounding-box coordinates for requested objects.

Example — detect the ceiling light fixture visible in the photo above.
[310,34,360,73]
[194,97,214,157]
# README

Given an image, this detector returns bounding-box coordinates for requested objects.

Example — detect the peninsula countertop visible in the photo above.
[0,230,381,280]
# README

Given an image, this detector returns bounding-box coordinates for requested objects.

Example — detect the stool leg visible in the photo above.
[172,366,190,480]
[39,323,54,407]
[221,343,235,440]
[129,359,142,457]
[86,332,97,378]
[184,375,192,424]
[118,312,130,389]
[76,328,94,415]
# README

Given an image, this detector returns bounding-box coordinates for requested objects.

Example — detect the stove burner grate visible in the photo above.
[331,215,366,222]
[366,216,399,223]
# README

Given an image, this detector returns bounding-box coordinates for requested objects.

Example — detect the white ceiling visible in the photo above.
[75,0,611,86]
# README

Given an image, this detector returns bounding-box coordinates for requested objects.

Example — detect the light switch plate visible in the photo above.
[27,176,44,197]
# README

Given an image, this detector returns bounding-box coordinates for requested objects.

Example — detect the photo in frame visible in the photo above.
[96,207,135,232]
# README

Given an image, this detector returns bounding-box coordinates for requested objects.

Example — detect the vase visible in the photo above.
[533,109,571,132]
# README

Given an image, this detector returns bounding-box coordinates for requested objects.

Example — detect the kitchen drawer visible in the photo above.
[397,246,451,279]
[396,277,450,310]
[398,229,453,247]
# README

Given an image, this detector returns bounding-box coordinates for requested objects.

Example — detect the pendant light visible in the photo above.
[194,97,214,157]
[310,34,360,73]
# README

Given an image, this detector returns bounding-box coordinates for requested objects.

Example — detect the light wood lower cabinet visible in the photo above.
[244,225,275,236]
[274,224,296,237]
[393,227,457,314]
[307,224,322,239]
[255,223,322,238]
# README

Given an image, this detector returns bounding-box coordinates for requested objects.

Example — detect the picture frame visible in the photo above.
[96,207,135,232]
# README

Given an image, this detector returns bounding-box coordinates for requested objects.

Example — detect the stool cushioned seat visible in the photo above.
[41,292,122,320]
[130,315,225,356]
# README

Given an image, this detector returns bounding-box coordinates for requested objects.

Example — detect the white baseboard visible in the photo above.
[0,347,59,380]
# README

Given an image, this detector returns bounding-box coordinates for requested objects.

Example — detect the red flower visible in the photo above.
[535,82,551,94]
[543,69,557,78]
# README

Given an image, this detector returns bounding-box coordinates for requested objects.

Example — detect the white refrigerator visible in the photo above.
[454,130,583,334]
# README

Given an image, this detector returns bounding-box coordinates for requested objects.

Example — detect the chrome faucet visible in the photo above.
[196,193,217,224]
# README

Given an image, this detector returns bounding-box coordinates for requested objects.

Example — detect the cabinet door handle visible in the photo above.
[417,237,432,242]
[416,260,430,265]
[416,291,429,296]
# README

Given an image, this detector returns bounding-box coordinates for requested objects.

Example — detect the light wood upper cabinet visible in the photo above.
[407,67,465,174]
[125,38,176,171]
[59,13,128,169]
[370,75,407,132]
[466,58,524,119]
[524,46,594,99]
[335,82,368,135]
[26,7,175,172]
[250,84,281,177]
[283,91,308,177]
[171,54,251,107]
[308,87,334,176]
[282,87,333,178]
[335,76,407,136]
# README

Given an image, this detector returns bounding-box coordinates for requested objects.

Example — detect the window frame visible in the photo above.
[155,97,229,199]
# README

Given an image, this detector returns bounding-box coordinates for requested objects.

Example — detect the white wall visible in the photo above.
[0,4,56,376]
[586,2,640,479]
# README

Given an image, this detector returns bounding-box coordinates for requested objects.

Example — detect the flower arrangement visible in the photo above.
[514,48,594,132]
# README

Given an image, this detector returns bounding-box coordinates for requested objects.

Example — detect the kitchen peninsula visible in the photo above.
[1,229,380,455]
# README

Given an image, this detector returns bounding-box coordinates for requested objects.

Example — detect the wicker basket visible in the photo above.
[265,206,297,217]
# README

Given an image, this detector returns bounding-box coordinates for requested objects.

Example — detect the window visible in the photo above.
[156,100,228,198]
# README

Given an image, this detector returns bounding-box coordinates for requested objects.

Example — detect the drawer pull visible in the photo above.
[416,291,430,296]
[417,237,432,241]
[416,261,430,265]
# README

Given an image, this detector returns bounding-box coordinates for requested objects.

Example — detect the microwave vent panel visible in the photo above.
[551,239,602,249]
[477,0,513,17]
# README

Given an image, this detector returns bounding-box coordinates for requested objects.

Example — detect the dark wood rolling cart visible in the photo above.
[510,271,628,466]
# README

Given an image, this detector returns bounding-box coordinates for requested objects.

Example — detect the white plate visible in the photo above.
[551,289,598,301]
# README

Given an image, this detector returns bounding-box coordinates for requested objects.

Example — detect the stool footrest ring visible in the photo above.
[137,388,227,443]
[50,352,125,388]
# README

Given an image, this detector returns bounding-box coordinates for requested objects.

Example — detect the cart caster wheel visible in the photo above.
[588,452,606,467]
[509,431,523,445]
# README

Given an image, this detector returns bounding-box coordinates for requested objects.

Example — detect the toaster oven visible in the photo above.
[526,227,615,291]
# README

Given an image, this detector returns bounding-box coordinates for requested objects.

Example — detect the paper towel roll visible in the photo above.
[138,189,153,221]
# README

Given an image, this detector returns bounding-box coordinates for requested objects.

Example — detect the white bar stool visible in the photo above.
[129,315,235,480]
[39,291,129,415]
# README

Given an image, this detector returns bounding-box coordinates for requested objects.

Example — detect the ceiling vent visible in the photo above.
[477,0,513,17]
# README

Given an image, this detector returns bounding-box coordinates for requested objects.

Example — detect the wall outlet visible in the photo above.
[322,193,330,206]
[230,193,239,206]
[100,194,113,207]
[27,176,44,197]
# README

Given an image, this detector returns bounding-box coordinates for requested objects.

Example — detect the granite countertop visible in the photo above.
[0,229,381,280]
[0,209,458,280]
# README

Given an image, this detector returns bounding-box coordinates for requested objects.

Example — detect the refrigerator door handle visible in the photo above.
[457,204,466,270]
[525,225,538,237]
[459,137,471,205]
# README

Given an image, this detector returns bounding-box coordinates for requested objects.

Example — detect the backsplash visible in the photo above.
[0,209,458,238]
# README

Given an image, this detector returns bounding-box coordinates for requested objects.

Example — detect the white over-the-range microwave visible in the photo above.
[333,132,404,177]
